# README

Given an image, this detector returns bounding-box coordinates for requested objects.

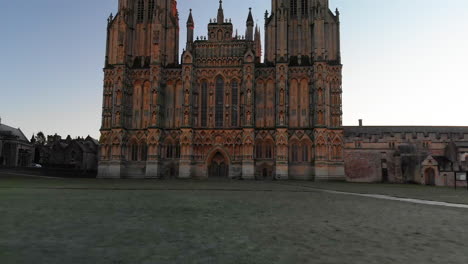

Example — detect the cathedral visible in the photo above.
[98,0,344,180]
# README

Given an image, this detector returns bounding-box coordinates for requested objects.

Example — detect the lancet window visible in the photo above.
[201,80,208,127]
[215,77,224,127]
[137,0,144,23]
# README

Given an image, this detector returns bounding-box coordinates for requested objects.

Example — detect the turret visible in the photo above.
[254,25,262,60]
[217,0,224,24]
[186,9,194,48]
[246,8,254,41]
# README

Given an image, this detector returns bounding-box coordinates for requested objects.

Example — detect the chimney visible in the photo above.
[359,119,363,127]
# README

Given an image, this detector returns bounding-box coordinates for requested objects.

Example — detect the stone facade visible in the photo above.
[0,120,34,167]
[38,135,99,172]
[98,0,344,180]
[344,126,468,187]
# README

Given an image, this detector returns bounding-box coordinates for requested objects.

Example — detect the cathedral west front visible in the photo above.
[98,0,345,180]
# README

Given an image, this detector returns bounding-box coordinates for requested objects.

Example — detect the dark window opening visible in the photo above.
[201,81,208,127]
[231,80,239,127]
[215,77,224,127]
[137,0,144,23]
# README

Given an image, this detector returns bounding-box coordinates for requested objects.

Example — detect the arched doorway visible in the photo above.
[208,152,229,178]
[425,168,436,186]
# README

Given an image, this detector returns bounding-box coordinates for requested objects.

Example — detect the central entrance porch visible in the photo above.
[208,151,229,178]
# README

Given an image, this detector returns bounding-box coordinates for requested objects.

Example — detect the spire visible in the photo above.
[187,8,194,26]
[247,8,254,26]
[246,8,254,41]
[217,0,224,24]
[255,25,262,59]
[186,9,194,46]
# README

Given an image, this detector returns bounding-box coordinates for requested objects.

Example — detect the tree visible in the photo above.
[35,132,46,146]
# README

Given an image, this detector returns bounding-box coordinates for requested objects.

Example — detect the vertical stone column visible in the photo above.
[179,129,193,179]
[146,128,161,178]
[242,128,255,179]
[101,129,126,179]
[275,128,289,180]
[242,54,255,179]
[179,53,194,179]
[275,63,289,180]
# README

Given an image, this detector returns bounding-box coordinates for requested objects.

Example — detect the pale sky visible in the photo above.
[1,0,467,139]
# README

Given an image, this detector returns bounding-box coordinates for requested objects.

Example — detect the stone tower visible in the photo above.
[263,0,344,180]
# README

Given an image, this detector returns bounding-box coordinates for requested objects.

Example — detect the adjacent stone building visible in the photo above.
[0,119,34,167]
[98,0,344,180]
[38,134,99,172]
[344,125,468,187]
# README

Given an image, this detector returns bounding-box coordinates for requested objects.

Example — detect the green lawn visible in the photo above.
[1,174,468,264]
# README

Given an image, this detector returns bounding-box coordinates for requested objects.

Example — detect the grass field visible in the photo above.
[1,173,468,264]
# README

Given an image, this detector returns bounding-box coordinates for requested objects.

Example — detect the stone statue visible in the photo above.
[115,112,121,125]
[152,112,157,125]
[184,111,189,125]
[280,89,285,105]
[184,90,190,105]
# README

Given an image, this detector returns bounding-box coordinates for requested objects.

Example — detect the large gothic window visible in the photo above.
[148,0,155,21]
[302,144,309,162]
[215,77,224,127]
[201,80,208,127]
[301,0,308,16]
[137,0,144,23]
[290,0,298,16]
[140,143,148,161]
[291,144,299,162]
[231,80,239,127]
[130,143,138,161]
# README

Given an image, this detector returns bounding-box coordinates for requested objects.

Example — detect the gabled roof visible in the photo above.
[0,123,29,142]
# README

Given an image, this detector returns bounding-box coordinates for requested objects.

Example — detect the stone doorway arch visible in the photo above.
[208,151,229,178]
[425,168,436,186]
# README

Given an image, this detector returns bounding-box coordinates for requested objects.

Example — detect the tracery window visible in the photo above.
[215,77,224,127]
[292,144,299,162]
[137,0,144,23]
[265,143,273,159]
[255,143,262,159]
[131,143,138,161]
[201,81,208,127]
[301,0,308,16]
[148,0,155,21]
[290,0,298,16]
[302,144,309,162]
[231,80,239,127]
[140,143,148,161]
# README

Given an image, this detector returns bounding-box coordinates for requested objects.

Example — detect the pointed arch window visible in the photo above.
[265,142,274,159]
[301,0,308,16]
[302,144,309,162]
[231,80,239,127]
[137,0,144,23]
[140,143,148,161]
[131,143,138,161]
[291,143,299,162]
[148,0,155,21]
[290,0,298,16]
[215,77,224,127]
[255,143,262,159]
[201,80,208,127]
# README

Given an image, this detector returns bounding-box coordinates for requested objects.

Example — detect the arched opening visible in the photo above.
[208,151,229,178]
[425,168,436,186]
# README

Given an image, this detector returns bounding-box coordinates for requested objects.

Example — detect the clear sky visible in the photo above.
[1,0,467,140]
